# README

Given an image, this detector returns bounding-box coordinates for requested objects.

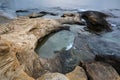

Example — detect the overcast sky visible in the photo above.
[4,0,120,10]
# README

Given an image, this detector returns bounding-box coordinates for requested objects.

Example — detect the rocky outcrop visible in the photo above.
[0,11,120,80]
[80,11,112,33]
[0,15,83,80]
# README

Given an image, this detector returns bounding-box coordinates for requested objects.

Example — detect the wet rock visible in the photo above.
[73,34,95,62]
[28,13,45,18]
[80,11,112,32]
[85,62,120,80]
[39,56,62,73]
[37,72,69,80]
[66,66,87,80]
[39,11,58,16]
[29,11,58,18]
[88,30,120,74]
[58,48,80,73]
[0,15,11,24]
[16,10,29,13]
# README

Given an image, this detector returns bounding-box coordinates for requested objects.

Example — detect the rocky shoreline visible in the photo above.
[0,10,120,80]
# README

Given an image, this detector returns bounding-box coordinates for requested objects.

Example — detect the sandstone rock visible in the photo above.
[85,62,120,80]
[37,72,69,80]
[66,66,87,80]
[0,15,82,80]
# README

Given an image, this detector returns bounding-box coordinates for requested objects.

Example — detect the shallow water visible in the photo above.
[35,30,75,58]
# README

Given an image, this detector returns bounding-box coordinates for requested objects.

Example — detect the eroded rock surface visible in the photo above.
[0,15,82,80]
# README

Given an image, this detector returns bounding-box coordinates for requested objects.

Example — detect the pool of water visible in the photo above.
[35,30,75,58]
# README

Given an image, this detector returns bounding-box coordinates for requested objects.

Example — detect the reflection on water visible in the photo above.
[35,30,75,58]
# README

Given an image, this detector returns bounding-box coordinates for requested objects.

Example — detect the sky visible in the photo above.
[3,0,120,10]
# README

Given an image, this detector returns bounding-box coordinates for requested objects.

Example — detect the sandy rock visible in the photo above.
[66,66,87,80]
[85,62,120,80]
[37,72,69,80]
[0,15,82,80]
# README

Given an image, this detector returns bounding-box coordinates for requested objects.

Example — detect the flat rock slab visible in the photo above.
[85,62,120,80]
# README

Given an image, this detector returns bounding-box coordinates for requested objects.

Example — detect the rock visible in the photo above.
[66,66,87,80]
[29,11,58,18]
[39,11,58,16]
[88,30,120,74]
[28,13,45,18]
[59,13,84,25]
[16,10,29,13]
[37,72,69,80]
[73,34,95,62]
[80,11,112,32]
[0,15,83,80]
[0,15,11,24]
[58,48,80,73]
[85,62,120,80]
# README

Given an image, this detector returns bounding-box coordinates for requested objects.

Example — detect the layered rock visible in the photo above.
[0,15,82,80]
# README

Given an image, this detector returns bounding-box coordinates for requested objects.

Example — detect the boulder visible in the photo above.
[80,11,112,32]
[85,62,120,80]
[37,72,69,80]
[66,66,87,80]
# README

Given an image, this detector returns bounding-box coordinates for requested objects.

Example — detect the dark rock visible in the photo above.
[88,30,120,74]
[29,11,58,18]
[39,11,58,16]
[85,62,120,80]
[80,11,112,32]
[16,10,29,13]
[61,13,76,17]
[29,13,45,18]
[58,48,80,74]
[73,34,95,62]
